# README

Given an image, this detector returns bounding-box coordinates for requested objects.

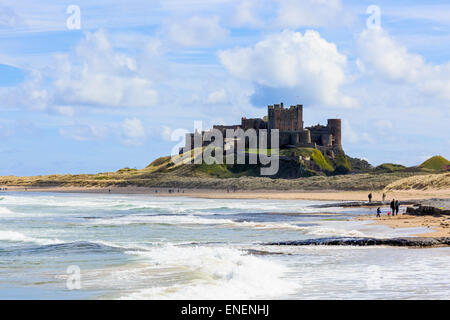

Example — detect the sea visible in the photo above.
[0,192,449,299]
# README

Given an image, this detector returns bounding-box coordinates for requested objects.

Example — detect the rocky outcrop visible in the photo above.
[312,200,419,208]
[406,199,450,216]
[266,237,450,247]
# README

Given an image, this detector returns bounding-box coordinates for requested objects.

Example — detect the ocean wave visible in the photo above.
[89,214,366,237]
[0,206,13,215]
[118,244,299,300]
[0,230,63,245]
[0,240,128,257]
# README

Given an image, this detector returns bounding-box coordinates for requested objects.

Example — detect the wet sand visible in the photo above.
[358,214,450,237]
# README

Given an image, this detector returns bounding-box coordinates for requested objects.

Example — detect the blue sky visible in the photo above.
[0,0,449,176]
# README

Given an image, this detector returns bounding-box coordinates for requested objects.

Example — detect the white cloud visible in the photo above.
[358,28,450,101]
[59,124,108,141]
[121,117,146,145]
[276,0,348,28]
[207,88,227,104]
[342,120,373,144]
[232,0,271,28]
[54,30,158,108]
[53,106,75,117]
[167,16,229,47]
[0,6,19,27]
[375,119,393,130]
[218,29,357,108]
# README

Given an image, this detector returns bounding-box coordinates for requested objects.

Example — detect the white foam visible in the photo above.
[118,244,299,300]
[0,230,63,245]
[0,207,13,215]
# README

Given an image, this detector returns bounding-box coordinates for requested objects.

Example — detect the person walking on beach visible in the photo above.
[395,200,400,215]
[390,199,395,215]
[368,193,373,203]
[376,207,381,218]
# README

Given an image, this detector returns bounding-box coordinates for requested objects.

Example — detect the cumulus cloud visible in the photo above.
[54,30,158,108]
[121,117,146,145]
[218,29,357,108]
[167,16,229,47]
[358,28,450,101]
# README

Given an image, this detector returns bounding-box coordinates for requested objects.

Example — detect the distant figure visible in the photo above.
[368,193,373,203]
[382,193,386,203]
[108,189,111,193]
[395,200,400,215]
[390,199,395,216]
[388,211,391,217]
[376,207,381,218]
[155,189,158,193]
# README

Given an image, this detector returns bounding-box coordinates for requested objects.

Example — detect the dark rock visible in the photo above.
[311,200,419,208]
[406,199,450,216]
[265,237,450,247]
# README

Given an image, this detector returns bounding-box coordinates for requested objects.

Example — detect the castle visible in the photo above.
[183,103,342,158]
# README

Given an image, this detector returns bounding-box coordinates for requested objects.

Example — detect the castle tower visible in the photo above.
[327,119,342,148]
[267,103,303,131]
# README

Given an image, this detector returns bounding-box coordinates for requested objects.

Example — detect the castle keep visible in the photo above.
[184,103,342,158]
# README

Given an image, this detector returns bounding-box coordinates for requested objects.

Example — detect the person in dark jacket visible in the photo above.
[390,199,395,215]
[368,193,373,203]
[395,200,400,215]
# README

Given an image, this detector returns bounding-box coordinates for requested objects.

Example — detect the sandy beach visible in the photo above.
[358,214,450,237]
[2,185,450,201]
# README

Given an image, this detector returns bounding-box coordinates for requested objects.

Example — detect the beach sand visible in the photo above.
[2,185,450,201]
[358,214,450,237]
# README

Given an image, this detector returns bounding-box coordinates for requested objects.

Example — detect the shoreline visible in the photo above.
[2,185,450,201]
[3,185,450,239]
[357,214,450,238]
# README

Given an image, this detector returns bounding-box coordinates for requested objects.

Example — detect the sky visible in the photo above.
[0,0,449,176]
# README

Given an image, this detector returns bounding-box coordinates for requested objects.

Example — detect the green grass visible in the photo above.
[374,163,406,172]
[333,152,352,174]
[146,156,172,168]
[419,155,450,171]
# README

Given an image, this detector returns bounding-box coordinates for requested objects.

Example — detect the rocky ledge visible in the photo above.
[406,199,450,216]
[266,237,450,247]
[311,200,419,208]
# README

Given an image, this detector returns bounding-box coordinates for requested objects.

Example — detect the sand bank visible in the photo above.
[358,214,450,237]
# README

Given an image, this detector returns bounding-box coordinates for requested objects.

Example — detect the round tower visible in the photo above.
[327,119,342,148]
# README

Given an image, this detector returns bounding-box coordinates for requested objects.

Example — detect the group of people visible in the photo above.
[376,199,401,217]
[390,199,401,215]
[368,192,387,203]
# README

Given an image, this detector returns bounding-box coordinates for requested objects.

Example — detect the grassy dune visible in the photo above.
[385,172,450,191]
[0,170,425,192]
[419,155,450,171]
[1,152,444,192]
